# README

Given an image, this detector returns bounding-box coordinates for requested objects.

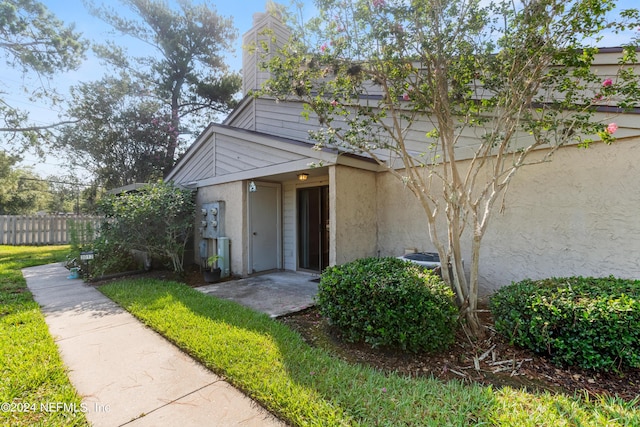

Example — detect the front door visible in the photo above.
[297,186,329,272]
[249,182,280,273]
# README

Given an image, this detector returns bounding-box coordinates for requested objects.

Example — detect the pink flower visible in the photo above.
[606,123,618,134]
[602,78,613,87]
[373,0,385,7]
[402,93,410,101]
[330,100,338,107]
[381,387,387,393]
[593,93,603,102]
[320,43,328,53]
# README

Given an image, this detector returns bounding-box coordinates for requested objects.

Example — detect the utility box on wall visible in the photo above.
[200,201,225,239]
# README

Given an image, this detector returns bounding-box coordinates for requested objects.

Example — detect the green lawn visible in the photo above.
[0,245,88,427]
[100,278,640,426]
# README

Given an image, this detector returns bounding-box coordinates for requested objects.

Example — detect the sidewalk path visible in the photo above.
[23,263,286,427]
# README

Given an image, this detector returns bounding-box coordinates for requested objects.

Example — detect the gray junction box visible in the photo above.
[200,201,225,239]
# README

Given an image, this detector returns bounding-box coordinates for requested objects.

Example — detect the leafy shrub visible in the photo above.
[97,181,195,273]
[317,257,458,352]
[490,276,640,371]
[90,235,139,278]
[65,219,97,278]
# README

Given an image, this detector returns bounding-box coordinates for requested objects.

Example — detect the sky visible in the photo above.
[11,0,313,178]
[6,0,639,179]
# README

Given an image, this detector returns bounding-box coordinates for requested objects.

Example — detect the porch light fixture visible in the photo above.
[297,173,309,181]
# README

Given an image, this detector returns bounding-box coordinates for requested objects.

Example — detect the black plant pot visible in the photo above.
[203,267,222,283]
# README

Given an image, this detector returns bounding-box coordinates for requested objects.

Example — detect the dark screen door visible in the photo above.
[297,186,329,271]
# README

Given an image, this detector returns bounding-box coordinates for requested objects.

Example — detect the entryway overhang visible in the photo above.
[167,123,381,189]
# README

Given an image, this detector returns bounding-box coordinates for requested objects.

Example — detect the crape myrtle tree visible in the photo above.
[84,0,241,173]
[0,0,86,151]
[260,0,640,336]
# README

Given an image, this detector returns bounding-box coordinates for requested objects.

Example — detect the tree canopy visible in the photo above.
[0,151,50,214]
[0,0,86,146]
[82,0,242,176]
[57,74,177,189]
[260,0,640,336]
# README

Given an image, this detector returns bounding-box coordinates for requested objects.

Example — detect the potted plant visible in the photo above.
[203,254,222,283]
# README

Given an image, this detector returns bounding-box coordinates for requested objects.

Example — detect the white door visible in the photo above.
[249,182,280,273]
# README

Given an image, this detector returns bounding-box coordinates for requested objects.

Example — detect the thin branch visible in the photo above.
[0,120,78,132]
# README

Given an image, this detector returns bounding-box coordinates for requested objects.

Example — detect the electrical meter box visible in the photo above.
[200,201,225,239]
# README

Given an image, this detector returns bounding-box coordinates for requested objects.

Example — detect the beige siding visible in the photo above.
[169,136,213,184]
[250,96,640,173]
[228,101,255,130]
[242,13,291,96]
[169,126,316,186]
[254,98,318,142]
[214,134,308,176]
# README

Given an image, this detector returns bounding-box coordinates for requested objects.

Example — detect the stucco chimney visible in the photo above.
[242,6,290,96]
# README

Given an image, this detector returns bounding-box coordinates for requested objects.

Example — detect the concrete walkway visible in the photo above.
[23,263,287,427]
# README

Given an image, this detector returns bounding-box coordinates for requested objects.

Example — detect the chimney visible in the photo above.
[242,8,290,96]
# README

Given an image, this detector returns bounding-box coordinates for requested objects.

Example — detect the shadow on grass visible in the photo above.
[99,278,640,427]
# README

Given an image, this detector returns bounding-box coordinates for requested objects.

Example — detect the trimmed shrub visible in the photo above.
[317,257,458,352]
[97,181,195,273]
[490,276,640,371]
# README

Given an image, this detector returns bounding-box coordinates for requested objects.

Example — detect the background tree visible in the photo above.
[0,0,86,151]
[0,152,50,214]
[57,75,177,188]
[84,0,241,173]
[46,179,76,214]
[46,175,102,214]
[261,0,640,336]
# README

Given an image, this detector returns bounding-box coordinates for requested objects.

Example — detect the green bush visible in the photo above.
[90,235,139,278]
[97,181,195,273]
[490,276,640,371]
[317,257,458,352]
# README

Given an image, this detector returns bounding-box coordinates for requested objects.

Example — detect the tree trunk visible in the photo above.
[466,232,484,339]
[447,220,485,340]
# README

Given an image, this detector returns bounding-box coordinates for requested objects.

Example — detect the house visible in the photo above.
[166,12,640,293]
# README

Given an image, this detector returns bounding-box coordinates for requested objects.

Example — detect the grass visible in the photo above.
[0,245,88,427]
[100,278,640,426]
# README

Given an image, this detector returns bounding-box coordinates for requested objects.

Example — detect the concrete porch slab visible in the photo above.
[195,271,319,317]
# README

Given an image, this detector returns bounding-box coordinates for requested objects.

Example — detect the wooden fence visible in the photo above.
[0,215,103,246]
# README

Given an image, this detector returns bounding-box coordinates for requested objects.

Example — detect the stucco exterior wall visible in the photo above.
[376,172,433,257]
[481,141,640,290]
[330,165,378,265]
[195,181,247,276]
[376,140,640,293]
